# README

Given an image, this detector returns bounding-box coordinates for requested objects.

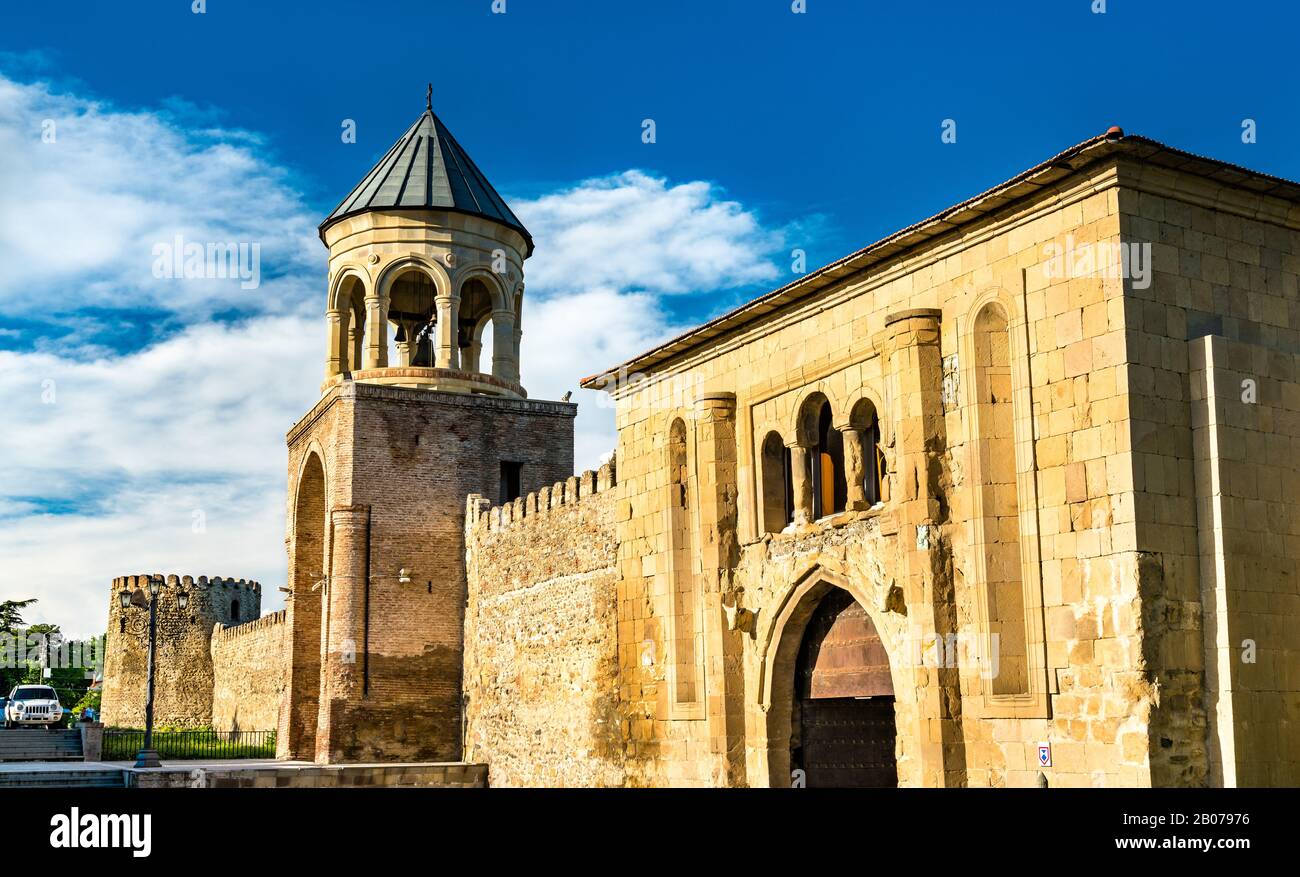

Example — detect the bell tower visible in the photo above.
[278,92,576,764]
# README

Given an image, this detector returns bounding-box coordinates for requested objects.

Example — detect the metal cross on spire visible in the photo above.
[426,83,432,112]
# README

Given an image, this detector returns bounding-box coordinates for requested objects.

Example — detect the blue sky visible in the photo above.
[1,0,1297,636]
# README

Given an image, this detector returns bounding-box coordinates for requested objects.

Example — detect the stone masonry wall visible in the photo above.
[211,610,289,734]
[1115,169,1300,787]
[607,165,1155,787]
[102,575,260,729]
[463,462,624,787]
[1189,335,1300,786]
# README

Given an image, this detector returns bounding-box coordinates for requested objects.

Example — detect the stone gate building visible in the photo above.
[103,107,1300,787]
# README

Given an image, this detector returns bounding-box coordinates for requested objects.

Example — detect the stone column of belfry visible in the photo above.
[434,292,459,368]
[786,443,813,527]
[882,308,966,788]
[692,392,746,785]
[325,309,345,377]
[316,504,371,764]
[490,308,518,384]
[363,293,387,369]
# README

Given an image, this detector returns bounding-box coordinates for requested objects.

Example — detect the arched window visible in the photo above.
[973,302,1029,697]
[760,430,793,533]
[792,393,847,521]
[814,402,846,517]
[849,398,885,506]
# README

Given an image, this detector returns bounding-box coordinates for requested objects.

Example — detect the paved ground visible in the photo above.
[0,758,486,787]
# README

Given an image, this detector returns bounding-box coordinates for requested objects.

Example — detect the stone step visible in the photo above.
[0,755,85,762]
[0,769,124,788]
[0,729,84,761]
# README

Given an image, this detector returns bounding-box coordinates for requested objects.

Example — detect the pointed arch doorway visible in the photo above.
[791,587,898,788]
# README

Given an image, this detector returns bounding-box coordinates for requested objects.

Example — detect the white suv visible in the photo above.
[4,685,64,729]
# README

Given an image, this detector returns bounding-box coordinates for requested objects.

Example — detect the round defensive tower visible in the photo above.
[100,574,262,729]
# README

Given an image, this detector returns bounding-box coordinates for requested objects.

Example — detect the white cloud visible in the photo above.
[0,316,320,638]
[519,287,681,469]
[515,170,783,297]
[0,76,318,319]
[0,75,789,638]
[511,170,786,469]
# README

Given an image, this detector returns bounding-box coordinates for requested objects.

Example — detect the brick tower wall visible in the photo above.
[286,381,575,763]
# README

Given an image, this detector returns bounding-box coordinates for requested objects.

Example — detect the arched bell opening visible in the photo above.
[386,268,439,368]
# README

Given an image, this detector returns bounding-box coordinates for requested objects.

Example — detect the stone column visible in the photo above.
[490,308,518,384]
[363,295,387,369]
[842,426,868,509]
[325,309,344,378]
[693,392,746,785]
[883,307,965,787]
[787,443,813,527]
[316,504,370,764]
[435,294,460,369]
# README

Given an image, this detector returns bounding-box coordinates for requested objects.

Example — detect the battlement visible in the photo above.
[112,574,262,594]
[467,458,616,535]
[212,609,288,641]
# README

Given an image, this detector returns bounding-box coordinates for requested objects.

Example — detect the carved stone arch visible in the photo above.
[756,558,904,708]
[453,264,511,313]
[327,266,370,312]
[844,383,887,433]
[376,255,451,303]
[790,386,843,447]
[754,559,911,787]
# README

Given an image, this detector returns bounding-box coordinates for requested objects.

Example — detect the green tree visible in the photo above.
[0,598,36,634]
[0,598,37,696]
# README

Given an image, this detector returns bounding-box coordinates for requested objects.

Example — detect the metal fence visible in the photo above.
[103,729,276,761]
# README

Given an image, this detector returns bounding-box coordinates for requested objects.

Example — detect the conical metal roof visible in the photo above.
[319,102,533,255]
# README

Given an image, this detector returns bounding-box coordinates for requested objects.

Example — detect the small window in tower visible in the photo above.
[230,599,241,624]
[500,461,523,504]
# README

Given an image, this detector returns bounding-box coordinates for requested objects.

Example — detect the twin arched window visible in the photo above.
[759,393,886,534]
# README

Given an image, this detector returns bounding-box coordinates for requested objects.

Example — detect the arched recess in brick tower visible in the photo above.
[284,451,326,759]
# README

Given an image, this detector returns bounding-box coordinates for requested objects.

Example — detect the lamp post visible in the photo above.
[118,576,188,769]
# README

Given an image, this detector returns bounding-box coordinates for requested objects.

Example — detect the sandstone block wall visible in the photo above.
[606,163,1156,787]
[211,610,289,733]
[463,463,624,787]
[1115,171,1300,787]
[1189,335,1300,786]
[102,575,260,730]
